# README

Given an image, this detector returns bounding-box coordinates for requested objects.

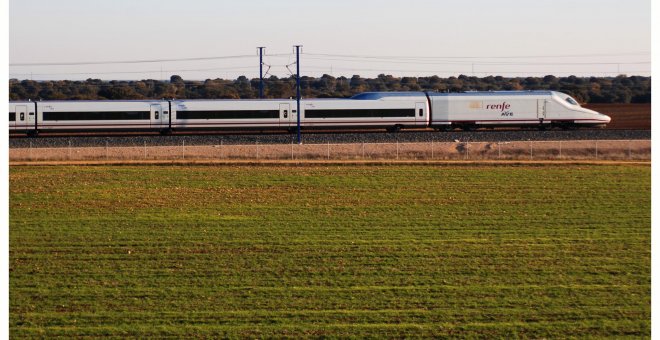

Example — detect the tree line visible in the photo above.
[9,74,650,104]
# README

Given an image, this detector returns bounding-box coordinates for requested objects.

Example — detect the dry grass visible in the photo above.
[9,140,651,163]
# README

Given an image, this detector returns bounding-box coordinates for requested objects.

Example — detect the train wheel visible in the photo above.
[556,121,578,130]
[387,125,402,133]
[438,125,453,132]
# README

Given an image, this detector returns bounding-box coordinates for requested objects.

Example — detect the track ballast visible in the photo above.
[8,129,651,148]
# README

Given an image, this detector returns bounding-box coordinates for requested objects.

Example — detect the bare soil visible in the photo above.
[584,103,651,130]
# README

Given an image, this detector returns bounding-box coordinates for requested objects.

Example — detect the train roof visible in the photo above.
[10,91,560,104]
[350,92,426,100]
[427,90,555,97]
[351,91,555,100]
[10,99,169,103]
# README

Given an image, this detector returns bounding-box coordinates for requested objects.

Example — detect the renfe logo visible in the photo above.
[486,102,514,116]
[486,102,511,111]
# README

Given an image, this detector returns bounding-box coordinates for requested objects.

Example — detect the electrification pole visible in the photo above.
[257,47,265,99]
[294,45,302,144]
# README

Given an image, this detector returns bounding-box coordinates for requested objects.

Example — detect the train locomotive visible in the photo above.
[9,91,610,136]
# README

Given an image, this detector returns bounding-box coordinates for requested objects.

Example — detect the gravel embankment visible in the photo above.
[9,129,651,148]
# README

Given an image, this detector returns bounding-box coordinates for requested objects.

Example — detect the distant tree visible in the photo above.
[170,75,184,84]
[99,85,142,100]
[235,76,255,98]
[523,77,540,88]
[349,75,367,93]
[543,75,558,84]
[401,77,421,91]
[268,77,295,98]
[367,76,388,91]
[313,74,337,98]
[7,75,651,104]
[334,76,351,97]
[447,76,463,92]
[202,79,223,98]
[631,92,651,103]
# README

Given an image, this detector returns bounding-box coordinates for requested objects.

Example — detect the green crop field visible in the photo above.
[9,164,650,338]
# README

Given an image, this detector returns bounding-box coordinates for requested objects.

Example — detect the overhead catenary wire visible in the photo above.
[10,68,651,79]
[295,66,652,75]
[10,51,649,67]
[9,66,258,76]
[9,49,651,80]
[303,51,651,60]
[9,53,294,66]
[262,63,273,78]
[11,55,252,66]
[302,55,651,66]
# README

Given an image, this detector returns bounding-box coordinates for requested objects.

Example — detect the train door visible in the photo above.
[537,99,547,120]
[9,107,16,129]
[291,105,300,127]
[161,103,170,128]
[150,104,163,128]
[27,106,35,131]
[15,105,27,130]
[279,103,290,127]
[415,102,426,124]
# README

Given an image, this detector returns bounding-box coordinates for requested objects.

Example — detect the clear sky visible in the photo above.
[8,0,652,80]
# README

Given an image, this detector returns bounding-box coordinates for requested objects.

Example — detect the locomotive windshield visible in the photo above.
[565,96,579,106]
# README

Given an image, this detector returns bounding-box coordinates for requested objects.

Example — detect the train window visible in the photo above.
[284,110,288,118]
[43,111,150,121]
[305,108,415,118]
[418,109,423,117]
[20,113,24,121]
[176,110,279,120]
[9,112,15,121]
[565,97,578,106]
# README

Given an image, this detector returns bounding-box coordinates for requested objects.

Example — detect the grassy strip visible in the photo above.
[10,165,650,338]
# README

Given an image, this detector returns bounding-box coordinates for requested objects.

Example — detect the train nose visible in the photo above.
[585,107,611,124]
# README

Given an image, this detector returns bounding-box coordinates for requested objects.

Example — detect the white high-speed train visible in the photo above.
[9,91,610,136]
